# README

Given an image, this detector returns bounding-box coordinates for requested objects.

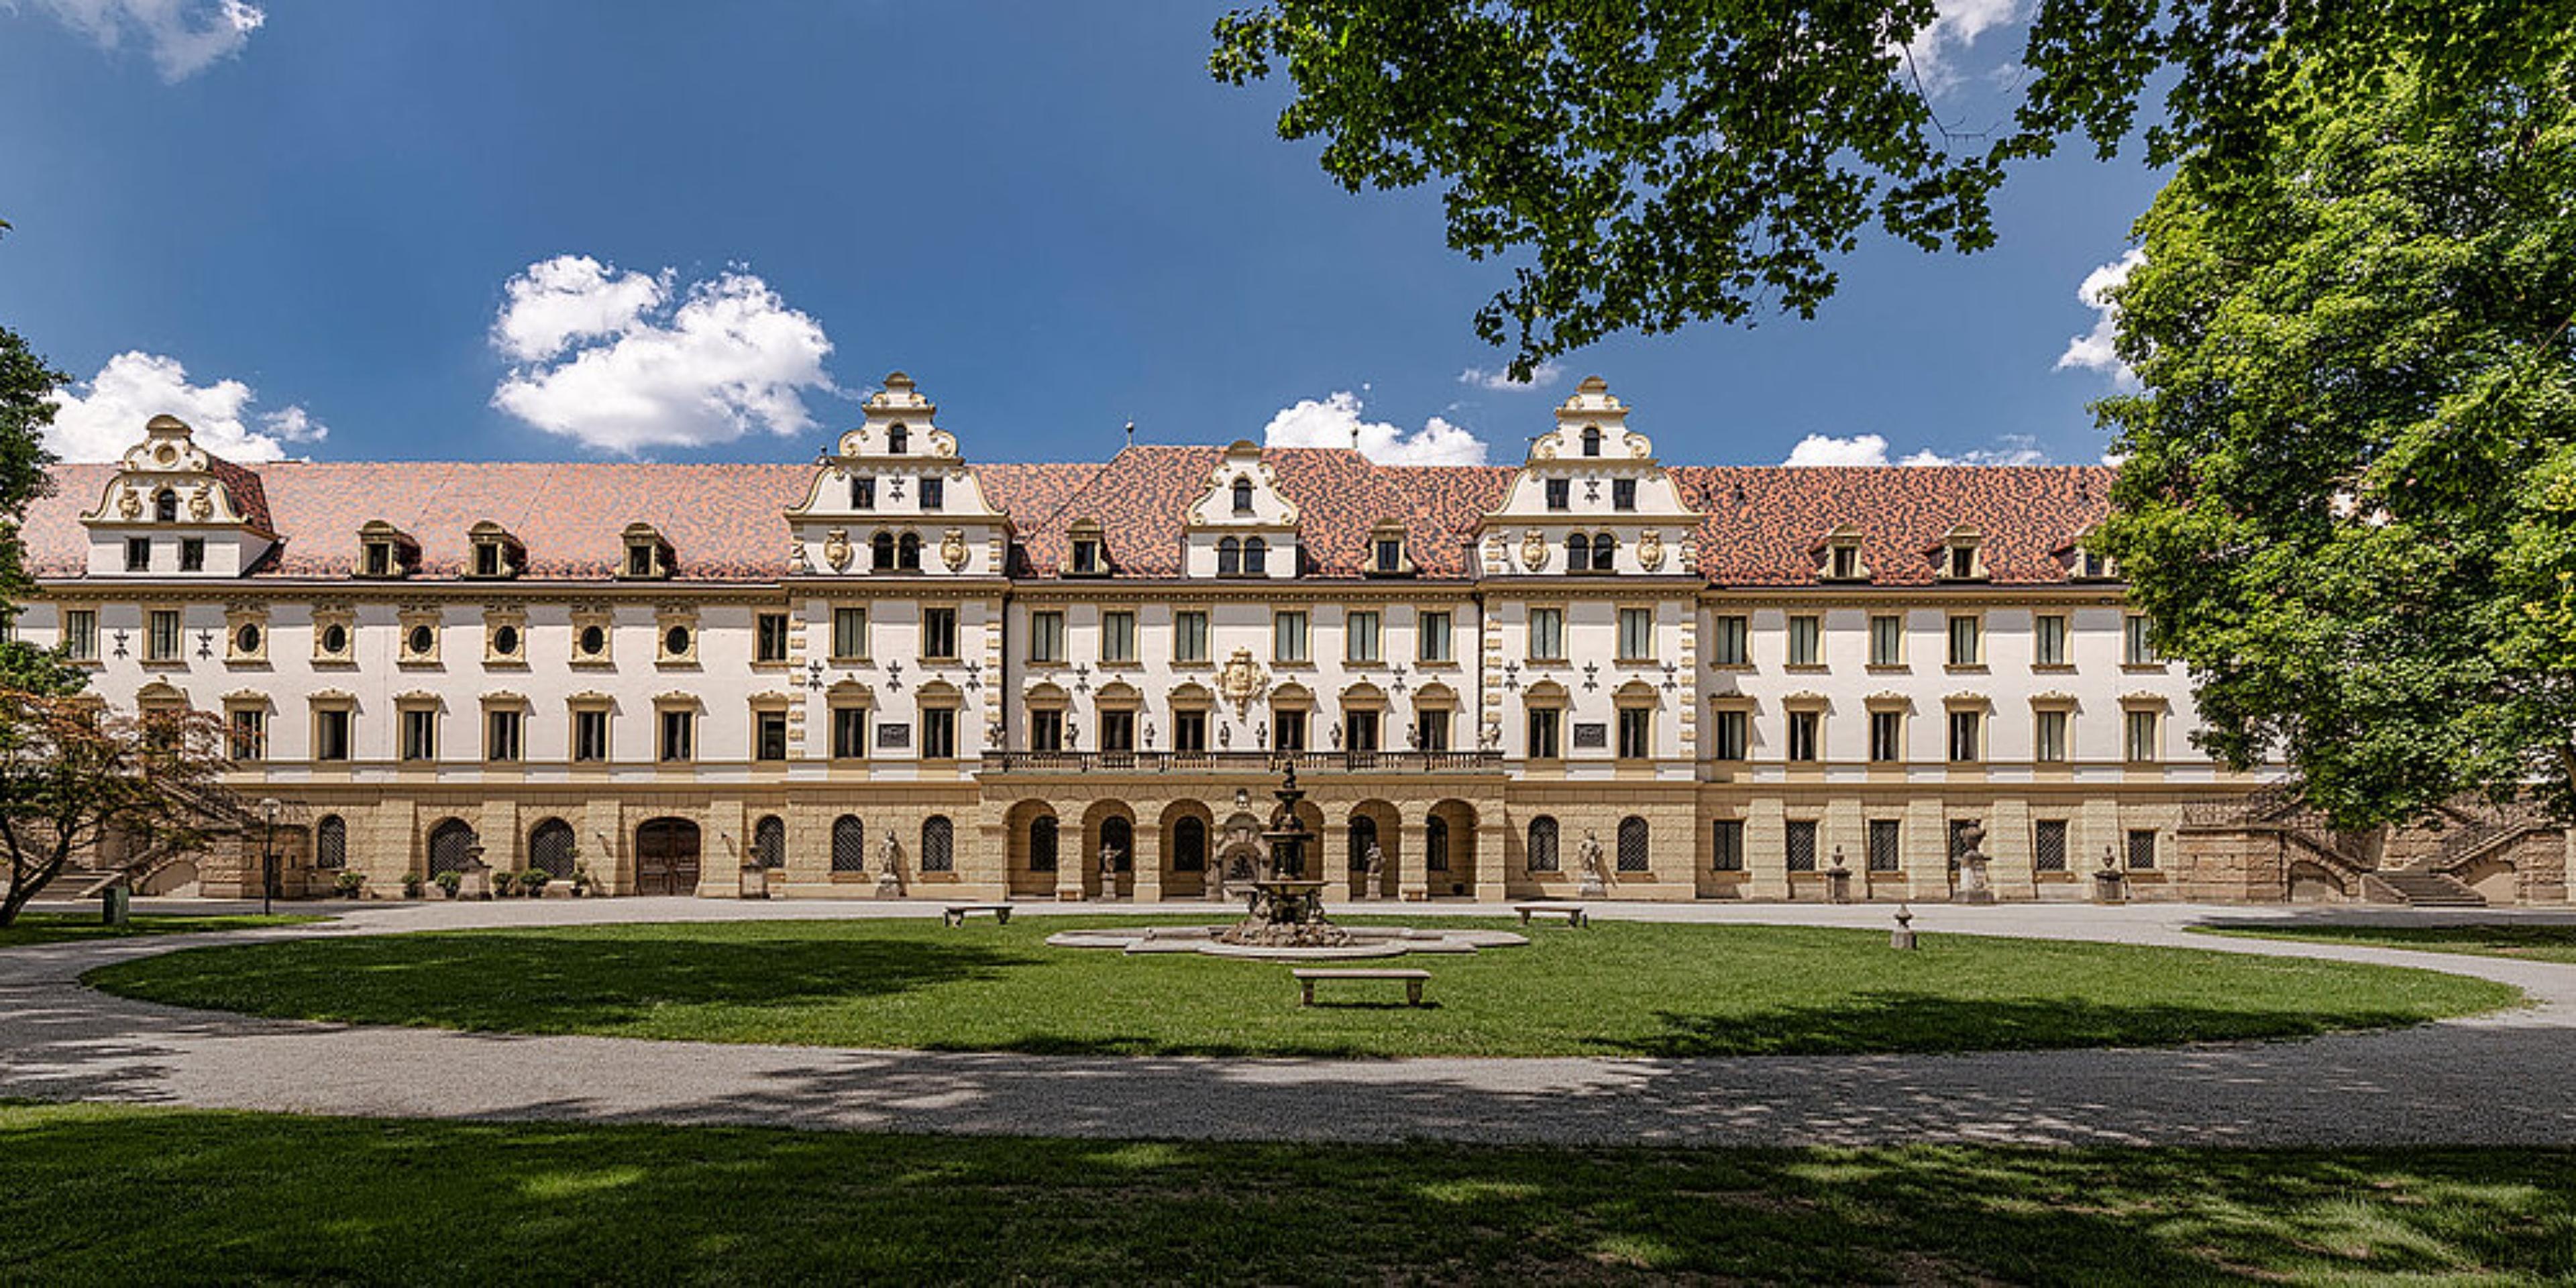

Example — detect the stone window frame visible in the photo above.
[1944,611,1986,670]
[1366,520,1413,577]
[483,606,529,669]
[620,523,675,581]
[568,691,614,765]
[1097,605,1142,667]
[1523,679,1569,763]
[480,691,529,763]
[1944,693,1992,763]
[394,691,442,763]
[2123,613,2165,669]
[653,693,700,763]
[2121,694,2168,764]
[828,602,871,664]
[1707,612,1751,668]
[918,602,962,664]
[1781,692,1827,764]
[1525,603,1568,664]
[356,519,419,581]
[60,606,101,663]
[1271,607,1311,667]
[753,609,795,667]
[1171,608,1212,667]
[309,690,357,764]
[749,691,794,763]
[1615,604,1657,665]
[1864,692,1911,763]
[142,603,185,666]
[466,520,525,582]
[1027,607,1067,665]
[916,680,964,761]
[2032,611,2073,669]
[827,680,875,761]
[1815,526,1870,583]
[1933,527,1987,582]
[222,692,270,762]
[1067,519,1110,577]
[396,606,442,667]
[223,603,270,665]
[1706,694,1755,762]
[654,604,701,668]
[569,604,615,668]
[1866,612,1907,669]
[1342,606,1383,666]
[2030,692,2079,765]
[1784,612,1825,669]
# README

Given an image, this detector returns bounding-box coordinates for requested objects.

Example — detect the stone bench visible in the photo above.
[942,903,1012,927]
[1293,967,1431,1008]
[1513,902,1591,928]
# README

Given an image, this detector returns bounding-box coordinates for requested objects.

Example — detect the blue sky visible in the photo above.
[0,1,2163,469]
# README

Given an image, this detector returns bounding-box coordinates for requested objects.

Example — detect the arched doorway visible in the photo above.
[635,818,701,896]
[1215,810,1264,902]
[1161,800,1213,901]
[1006,802,1058,898]
[1347,800,1401,900]
[427,818,478,876]
[1429,800,1479,898]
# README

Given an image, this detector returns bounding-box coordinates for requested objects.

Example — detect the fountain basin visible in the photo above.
[1046,924,1528,959]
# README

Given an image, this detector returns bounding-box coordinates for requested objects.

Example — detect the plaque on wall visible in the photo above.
[876,723,912,749]
[1571,722,1608,750]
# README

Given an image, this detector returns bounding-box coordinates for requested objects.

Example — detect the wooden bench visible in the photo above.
[1513,902,1591,928]
[1293,967,1431,1007]
[942,903,1012,927]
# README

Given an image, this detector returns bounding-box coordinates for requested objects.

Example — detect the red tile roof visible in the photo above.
[1677,466,2112,586]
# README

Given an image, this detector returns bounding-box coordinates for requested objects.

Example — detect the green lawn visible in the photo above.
[0,910,327,949]
[2203,922,2576,965]
[1,1103,2569,1285]
[85,916,2516,1057]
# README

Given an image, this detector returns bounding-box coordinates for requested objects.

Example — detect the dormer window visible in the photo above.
[1374,537,1403,574]
[1581,427,1602,458]
[1545,478,1570,511]
[851,476,876,509]
[154,488,178,523]
[475,545,503,578]
[468,522,525,581]
[620,523,674,581]
[1244,536,1269,576]
[1935,531,1985,581]
[1815,528,1869,582]
[1218,537,1242,576]
[2075,549,2111,580]
[1611,479,1636,511]
[1069,521,1108,576]
[920,476,944,511]
[357,521,420,580]
[887,423,909,454]
[1368,522,1411,576]
[1232,476,1254,515]
[1564,532,1616,574]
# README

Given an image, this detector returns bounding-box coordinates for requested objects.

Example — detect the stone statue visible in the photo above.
[879,832,898,874]
[1362,842,1386,899]
[1952,822,1995,905]
[1577,830,1607,897]
[1098,843,1123,897]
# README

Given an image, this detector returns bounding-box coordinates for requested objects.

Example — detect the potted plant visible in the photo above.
[433,870,462,900]
[521,867,553,898]
[333,870,366,900]
[570,864,596,897]
[493,870,518,898]
[402,873,425,900]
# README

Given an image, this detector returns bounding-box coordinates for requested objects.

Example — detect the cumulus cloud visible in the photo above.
[1782,431,2049,467]
[27,0,264,80]
[489,255,837,454]
[1261,391,1489,466]
[1456,360,1563,392]
[44,351,324,463]
[2055,248,2145,387]
[1897,0,2020,93]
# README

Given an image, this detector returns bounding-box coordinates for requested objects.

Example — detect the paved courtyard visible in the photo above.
[5,899,2574,1146]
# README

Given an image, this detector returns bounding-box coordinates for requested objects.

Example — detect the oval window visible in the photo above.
[664,625,690,656]
[320,623,347,655]
[579,624,606,656]
[234,623,260,654]
[407,625,434,655]
[492,625,520,656]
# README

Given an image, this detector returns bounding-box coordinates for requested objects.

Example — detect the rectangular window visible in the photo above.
[486,710,521,763]
[2126,828,2159,870]
[2125,614,2159,665]
[1947,614,1982,666]
[1787,614,1821,666]
[1612,478,1637,511]
[574,710,610,763]
[125,537,150,572]
[1415,708,1449,752]
[833,707,869,759]
[1373,537,1403,574]
[314,708,351,763]
[1948,709,1982,762]
[179,538,205,572]
[1868,818,1902,872]
[62,609,97,661]
[1173,610,1210,663]
[147,609,181,662]
[2034,613,2068,666]
[1869,614,1902,666]
[2125,709,2160,762]
[1028,708,1063,753]
[1544,478,1570,511]
[831,606,868,661]
[1098,709,1134,753]
[402,708,437,762]
[1869,710,1902,762]
[922,706,957,759]
[1711,614,1749,666]
[1173,709,1208,753]
[1786,710,1820,762]
[1345,610,1380,663]
[1711,819,1744,871]
[851,476,875,508]
[1828,545,1862,580]
[1417,610,1452,663]
[1617,607,1654,661]
[2035,820,2069,873]
[920,476,944,511]
[755,710,788,761]
[1101,610,1137,663]
[1273,610,1308,663]
[1616,706,1650,759]
[659,709,694,762]
[1527,707,1562,759]
[1786,820,1818,872]
[228,708,265,761]
[921,607,958,660]
[1711,708,1748,760]
[2035,709,2070,763]
[755,612,791,663]
[1071,538,1102,574]
[1029,610,1065,663]
[1528,607,1565,661]
[1344,708,1379,753]
[1273,708,1307,751]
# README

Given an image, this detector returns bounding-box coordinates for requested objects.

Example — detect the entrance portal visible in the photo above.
[635,818,702,896]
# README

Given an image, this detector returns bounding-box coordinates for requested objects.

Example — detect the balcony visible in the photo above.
[983,749,1503,775]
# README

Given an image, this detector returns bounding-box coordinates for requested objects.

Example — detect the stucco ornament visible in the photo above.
[940,528,969,572]
[790,540,812,574]
[823,527,853,572]
[1520,529,1548,572]
[187,483,215,521]
[1217,647,1269,719]
[1638,529,1666,572]
[117,488,142,519]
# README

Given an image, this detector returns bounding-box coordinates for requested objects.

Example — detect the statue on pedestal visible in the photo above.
[1577,830,1607,897]
[1952,822,1996,905]
[1362,842,1386,900]
[1098,843,1123,900]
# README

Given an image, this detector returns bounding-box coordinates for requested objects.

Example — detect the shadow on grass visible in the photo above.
[3,1103,2571,1284]
[1613,991,2450,1059]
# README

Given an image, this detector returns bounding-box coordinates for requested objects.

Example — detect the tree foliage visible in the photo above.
[0,217,77,696]
[2094,60,2576,826]
[0,696,244,926]
[1212,1,2576,375]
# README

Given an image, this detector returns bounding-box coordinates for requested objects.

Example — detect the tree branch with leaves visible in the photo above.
[0,695,244,926]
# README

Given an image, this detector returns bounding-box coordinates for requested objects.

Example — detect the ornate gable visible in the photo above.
[1479,378,1699,578]
[76,415,279,578]
[1182,441,1301,578]
[785,372,1010,578]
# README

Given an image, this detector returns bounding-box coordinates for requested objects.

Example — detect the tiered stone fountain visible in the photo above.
[1212,765,1352,949]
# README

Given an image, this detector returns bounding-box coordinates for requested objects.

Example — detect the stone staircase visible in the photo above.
[2367,868,2489,908]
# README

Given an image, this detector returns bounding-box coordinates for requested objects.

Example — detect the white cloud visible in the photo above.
[44,351,323,463]
[1261,390,1489,466]
[1897,434,2049,467]
[27,0,264,80]
[1783,431,2049,467]
[1456,360,1563,392]
[1898,0,2020,93]
[2055,248,2145,387]
[489,255,837,454]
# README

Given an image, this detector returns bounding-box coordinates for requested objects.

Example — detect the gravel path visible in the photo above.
[5,898,2574,1146]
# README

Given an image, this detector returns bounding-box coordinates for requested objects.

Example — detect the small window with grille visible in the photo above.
[922,816,955,872]
[1615,816,1649,872]
[831,816,867,873]
[1785,820,1818,872]
[1868,819,1902,872]
[2035,820,2069,873]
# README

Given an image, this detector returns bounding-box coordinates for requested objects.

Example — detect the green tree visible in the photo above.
[1212,1,2576,376]
[2094,62,2576,825]
[0,219,78,697]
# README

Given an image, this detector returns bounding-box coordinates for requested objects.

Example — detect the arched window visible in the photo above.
[1217,537,1242,576]
[1591,532,1615,571]
[753,814,785,869]
[887,423,909,453]
[427,818,478,875]
[529,818,576,878]
[1425,814,1450,871]
[1030,814,1059,871]
[1581,427,1602,458]
[1100,816,1134,872]
[898,532,922,570]
[872,531,896,570]
[1232,476,1254,514]
[1617,815,1650,872]
[154,488,178,523]
[1244,537,1268,576]
[921,815,955,871]
[831,815,866,872]
[1174,816,1207,872]
[1526,816,1560,873]
[1566,533,1591,574]
[315,815,347,870]
[1347,813,1378,873]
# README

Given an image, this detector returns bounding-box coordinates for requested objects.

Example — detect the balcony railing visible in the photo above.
[985,749,1503,774]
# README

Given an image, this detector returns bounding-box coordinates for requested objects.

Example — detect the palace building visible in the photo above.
[15,374,2563,906]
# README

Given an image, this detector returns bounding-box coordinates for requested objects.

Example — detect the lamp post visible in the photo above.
[258,797,280,916]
